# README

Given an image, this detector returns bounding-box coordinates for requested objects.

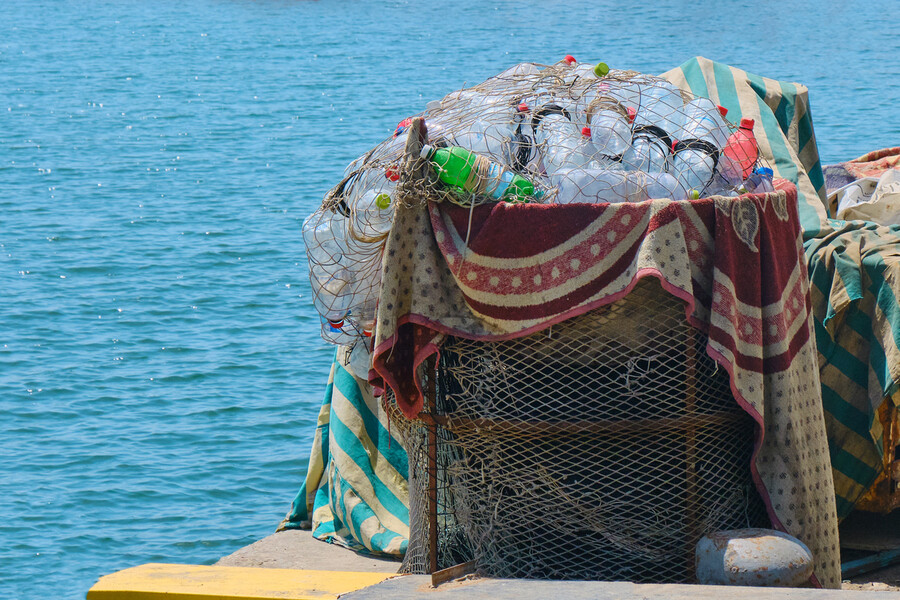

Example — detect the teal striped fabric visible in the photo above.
[663,57,829,237]
[280,346,409,556]
[664,57,899,519]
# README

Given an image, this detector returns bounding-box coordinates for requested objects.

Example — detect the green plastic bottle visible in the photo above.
[420,144,540,203]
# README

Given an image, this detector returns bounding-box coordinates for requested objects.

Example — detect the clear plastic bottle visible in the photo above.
[621,83,684,173]
[346,183,395,242]
[621,126,672,173]
[552,168,687,204]
[554,57,603,86]
[703,153,745,196]
[676,99,730,147]
[451,96,518,165]
[589,104,635,159]
[486,62,542,86]
[670,99,730,194]
[320,316,358,346]
[303,211,358,323]
[743,167,775,194]
[606,80,644,111]
[534,106,599,176]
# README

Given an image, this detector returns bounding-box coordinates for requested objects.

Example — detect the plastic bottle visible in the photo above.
[534,105,598,176]
[722,118,759,180]
[559,59,607,86]
[589,104,635,159]
[504,102,542,172]
[606,80,643,111]
[743,167,775,194]
[349,189,394,241]
[487,62,542,85]
[621,81,684,172]
[421,144,541,203]
[640,82,684,133]
[320,316,358,346]
[552,168,686,204]
[451,96,518,165]
[670,99,731,194]
[622,125,672,173]
[702,154,745,197]
[302,211,358,323]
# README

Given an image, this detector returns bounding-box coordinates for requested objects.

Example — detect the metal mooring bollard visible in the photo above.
[695,528,814,587]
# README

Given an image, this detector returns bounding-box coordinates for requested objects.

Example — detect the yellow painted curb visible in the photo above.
[86,563,395,600]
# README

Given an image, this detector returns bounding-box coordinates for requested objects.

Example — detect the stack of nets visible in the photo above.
[389,279,770,583]
[303,60,772,345]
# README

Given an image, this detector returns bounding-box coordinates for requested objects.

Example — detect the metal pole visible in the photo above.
[426,357,439,575]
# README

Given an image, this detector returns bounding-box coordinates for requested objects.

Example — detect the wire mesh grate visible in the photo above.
[391,278,769,582]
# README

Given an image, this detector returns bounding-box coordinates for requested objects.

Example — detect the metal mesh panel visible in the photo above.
[392,278,769,582]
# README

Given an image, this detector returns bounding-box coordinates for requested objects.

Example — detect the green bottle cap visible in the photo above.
[593,62,610,77]
[375,193,391,210]
[689,189,700,200]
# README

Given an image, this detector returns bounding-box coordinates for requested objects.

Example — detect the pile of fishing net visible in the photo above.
[303,58,772,347]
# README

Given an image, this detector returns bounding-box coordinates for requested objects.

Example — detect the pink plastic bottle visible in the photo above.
[723,118,758,179]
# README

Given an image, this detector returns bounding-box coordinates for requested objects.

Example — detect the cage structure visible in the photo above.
[391,278,770,583]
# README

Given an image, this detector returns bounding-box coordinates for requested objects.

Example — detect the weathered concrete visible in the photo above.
[217,529,900,592]
[341,575,900,599]
[215,529,401,573]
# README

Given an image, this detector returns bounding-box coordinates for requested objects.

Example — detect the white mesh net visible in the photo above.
[303,59,772,344]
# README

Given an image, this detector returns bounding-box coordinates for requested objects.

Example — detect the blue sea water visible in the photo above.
[1,0,898,597]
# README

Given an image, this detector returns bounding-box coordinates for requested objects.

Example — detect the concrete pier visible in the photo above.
[87,528,900,598]
[215,529,900,592]
[216,529,400,573]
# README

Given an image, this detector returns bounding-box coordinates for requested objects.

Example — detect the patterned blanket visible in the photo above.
[371,161,839,586]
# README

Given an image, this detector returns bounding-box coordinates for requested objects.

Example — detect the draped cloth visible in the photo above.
[281,346,409,557]
[663,58,900,520]
[371,180,840,588]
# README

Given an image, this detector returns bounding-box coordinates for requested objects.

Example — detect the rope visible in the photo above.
[586,96,630,125]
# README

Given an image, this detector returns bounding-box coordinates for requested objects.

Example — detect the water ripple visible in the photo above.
[2,0,899,598]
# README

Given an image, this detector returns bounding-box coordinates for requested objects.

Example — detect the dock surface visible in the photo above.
[87,529,900,598]
[216,529,401,573]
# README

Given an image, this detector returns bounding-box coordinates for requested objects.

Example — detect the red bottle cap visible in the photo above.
[581,127,591,137]
[717,105,728,117]
[626,106,637,123]
[740,117,755,130]
[393,117,413,138]
[328,319,344,329]
[517,102,529,113]
[564,55,576,64]
[385,167,399,182]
